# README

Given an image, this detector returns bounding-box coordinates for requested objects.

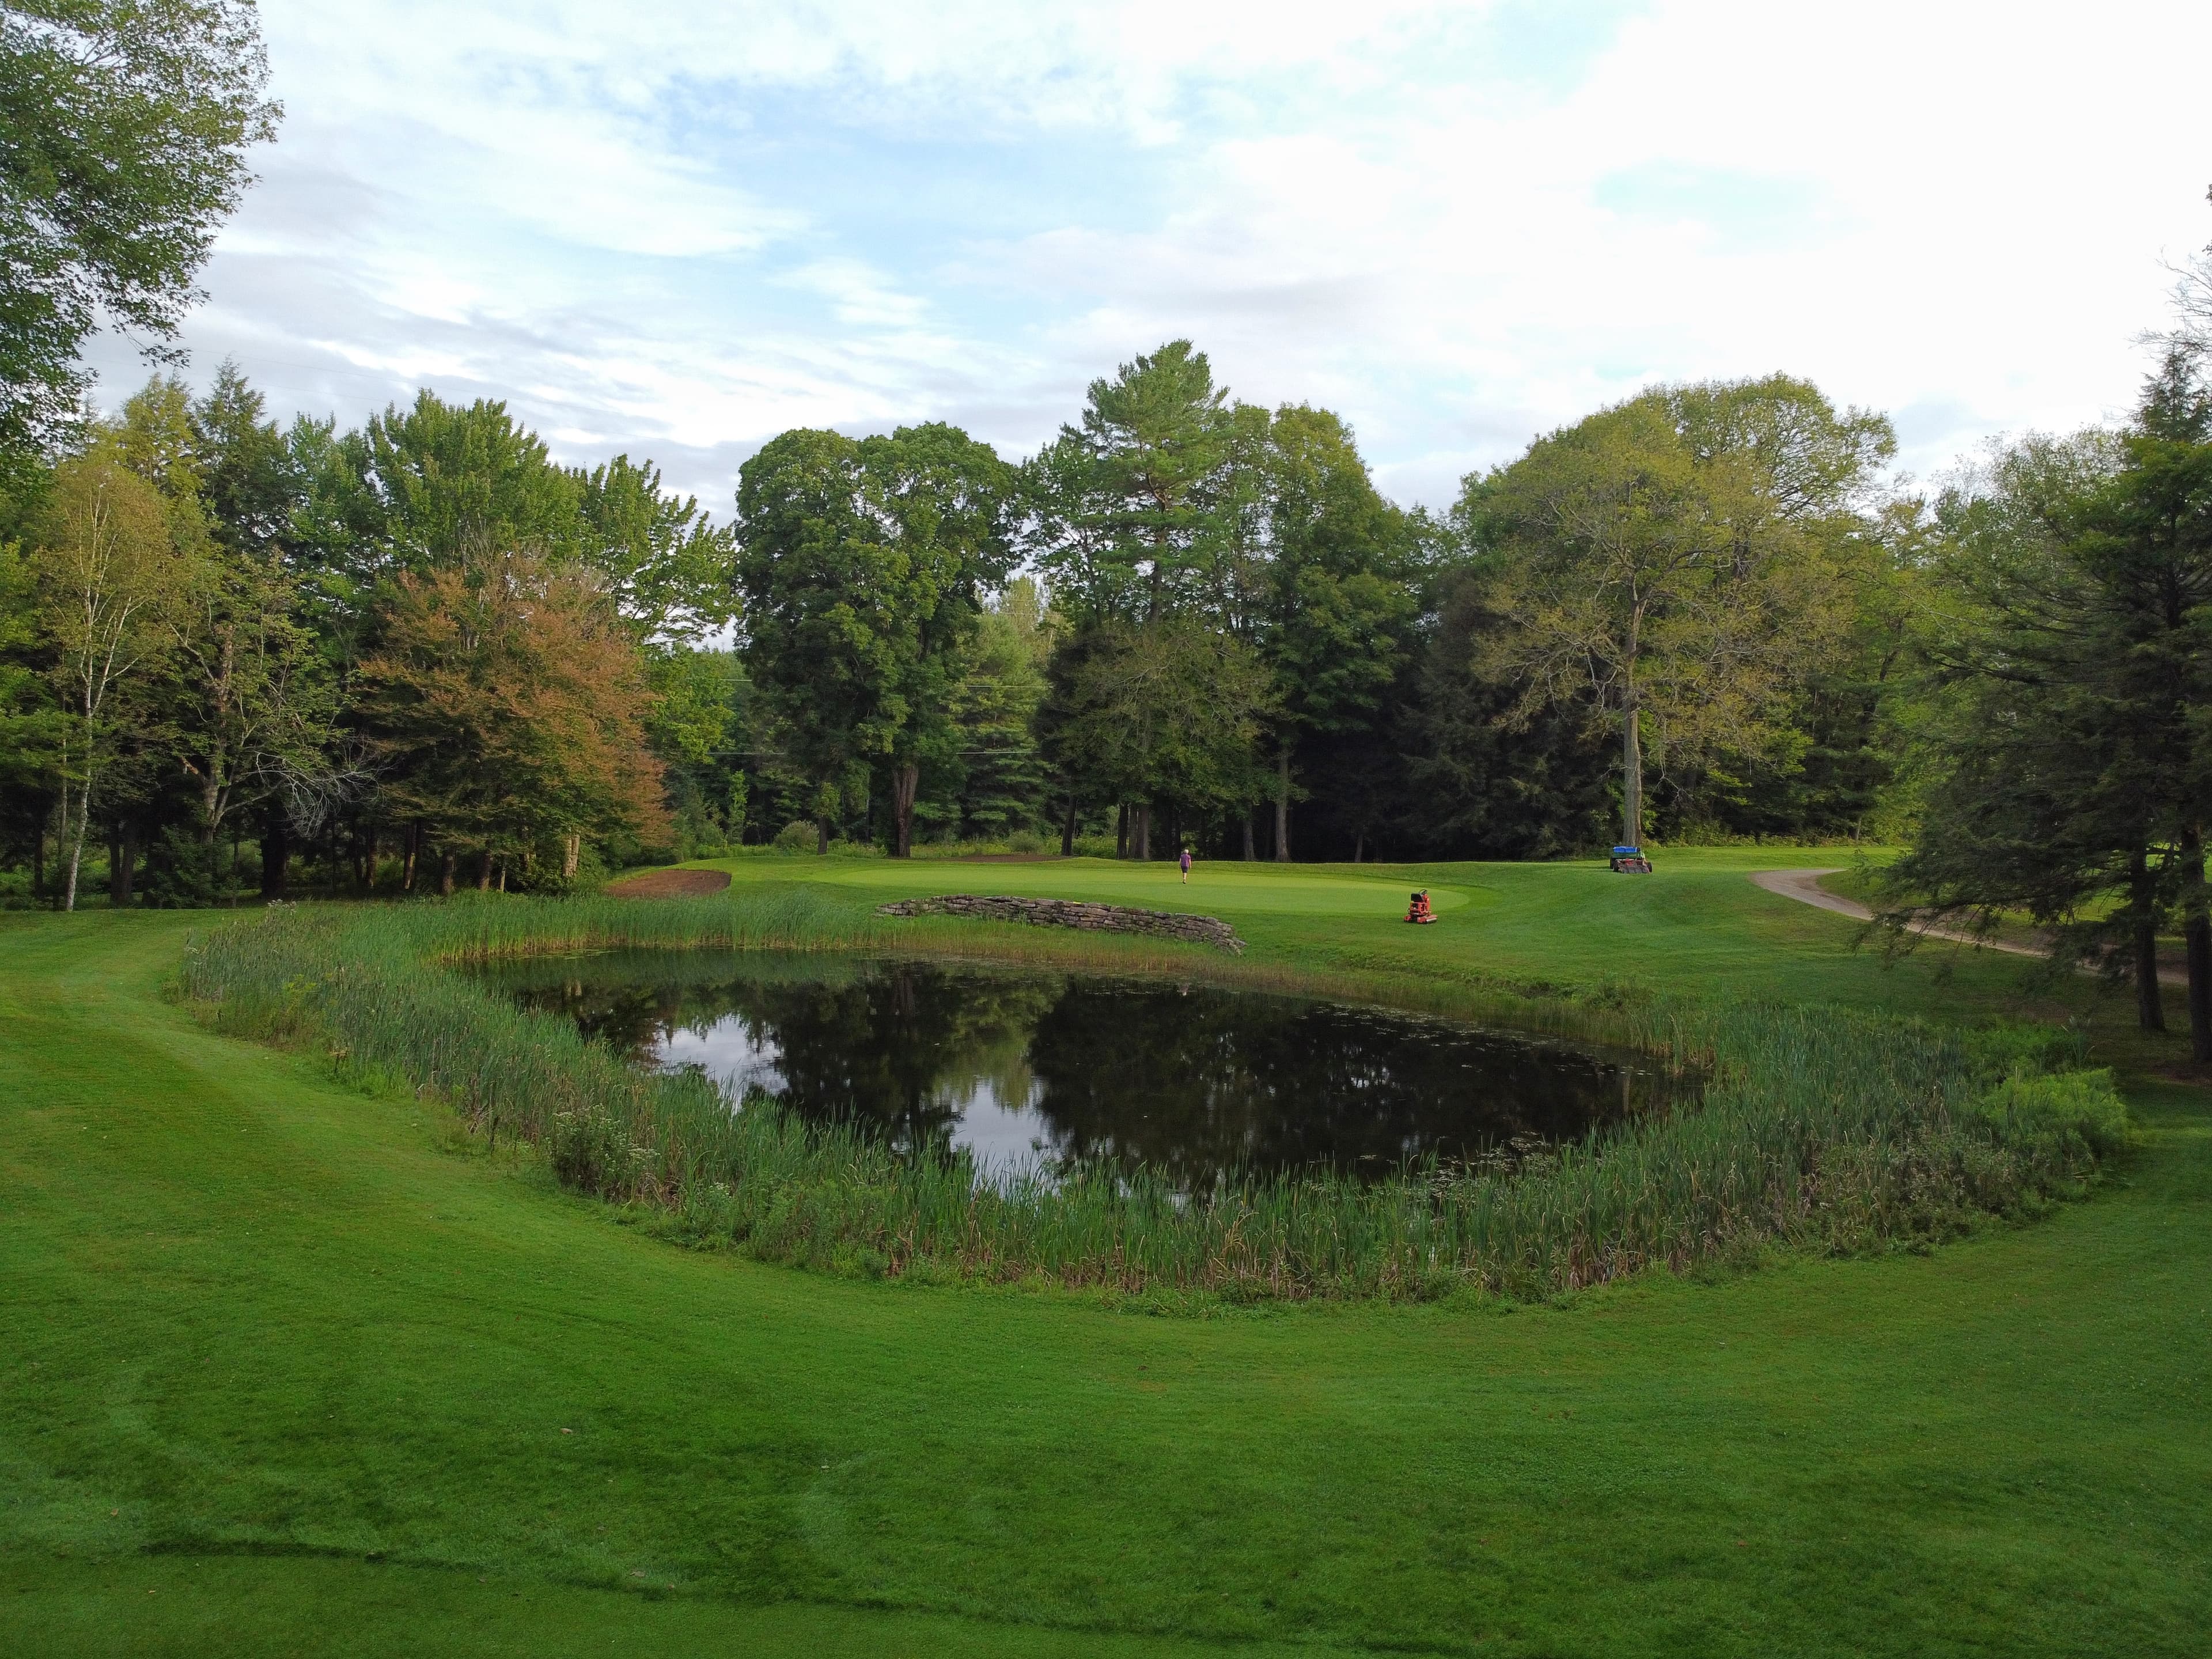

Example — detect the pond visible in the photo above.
[484,951,1690,1183]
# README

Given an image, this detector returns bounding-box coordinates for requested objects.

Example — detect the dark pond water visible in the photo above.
[484,952,1689,1183]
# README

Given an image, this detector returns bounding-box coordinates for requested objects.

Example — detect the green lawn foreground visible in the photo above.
[3,853,2209,1656]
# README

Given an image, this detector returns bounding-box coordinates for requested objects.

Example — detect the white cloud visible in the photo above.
[85,0,2212,516]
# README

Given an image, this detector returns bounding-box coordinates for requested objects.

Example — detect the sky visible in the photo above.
[82,0,2212,516]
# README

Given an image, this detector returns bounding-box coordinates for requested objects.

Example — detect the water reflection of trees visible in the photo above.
[507,959,1661,1181]
[1021,988,1633,1184]
[716,969,1059,1153]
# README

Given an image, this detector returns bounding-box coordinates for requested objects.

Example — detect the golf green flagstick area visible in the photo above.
[5,853,2210,1656]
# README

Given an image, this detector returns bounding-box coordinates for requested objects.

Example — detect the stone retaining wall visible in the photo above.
[876,894,1245,955]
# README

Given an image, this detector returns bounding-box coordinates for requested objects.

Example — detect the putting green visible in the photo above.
[693,853,1484,917]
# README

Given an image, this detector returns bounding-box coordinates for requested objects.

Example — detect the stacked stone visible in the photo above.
[876,894,1245,954]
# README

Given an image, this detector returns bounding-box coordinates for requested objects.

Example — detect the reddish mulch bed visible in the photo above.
[604,868,732,898]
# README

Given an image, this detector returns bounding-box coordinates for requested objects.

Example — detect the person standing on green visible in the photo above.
[1180,847,1192,884]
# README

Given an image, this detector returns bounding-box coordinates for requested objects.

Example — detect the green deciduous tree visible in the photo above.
[359,392,584,571]
[1403,561,1616,858]
[643,645,749,855]
[1052,620,1273,859]
[0,0,277,465]
[32,430,183,908]
[1469,376,1892,847]
[576,454,736,647]
[161,540,335,887]
[735,423,1013,857]
[863,422,1018,854]
[291,393,735,649]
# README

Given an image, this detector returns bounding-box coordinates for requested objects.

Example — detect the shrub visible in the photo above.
[1962,1021,2092,1080]
[1966,1067,2132,1158]
[772,819,817,854]
[1007,829,1048,855]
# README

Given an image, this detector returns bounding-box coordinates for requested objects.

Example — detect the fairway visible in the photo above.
[5,853,2209,1656]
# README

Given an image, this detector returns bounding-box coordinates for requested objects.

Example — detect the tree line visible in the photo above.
[0,344,1933,906]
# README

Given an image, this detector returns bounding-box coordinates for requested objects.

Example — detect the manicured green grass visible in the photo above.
[5,854,2209,1654]
[706,846,2154,1035]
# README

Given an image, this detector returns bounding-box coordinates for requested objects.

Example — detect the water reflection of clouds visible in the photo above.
[658,1019,785,1101]
[654,1018,1060,1176]
[938,1078,1060,1178]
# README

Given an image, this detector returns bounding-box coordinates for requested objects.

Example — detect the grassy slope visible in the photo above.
[3,852,2207,1655]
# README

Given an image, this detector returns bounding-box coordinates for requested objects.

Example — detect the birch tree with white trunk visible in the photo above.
[35,439,181,910]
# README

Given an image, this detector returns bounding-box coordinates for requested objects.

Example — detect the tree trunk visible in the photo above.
[403,821,421,892]
[2130,847,2165,1032]
[199,779,224,900]
[108,820,135,908]
[1134,802,1151,862]
[260,810,289,901]
[1353,828,1364,863]
[2138,918,2168,1032]
[1622,700,1644,848]
[815,816,830,855]
[62,772,93,914]
[477,851,493,891]
[1061,793,1078,858]
[440,851,456,896]
[2189,914,2212,1065]
[563,832,581,880]
[1116,802,1128,859]
[1273,748,1291,863]
[2184,828,2212,1063]
[32,808,44,902]
[1242,810,1255,862]
[891,762,919,858]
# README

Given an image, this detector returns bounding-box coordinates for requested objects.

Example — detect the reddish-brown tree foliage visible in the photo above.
[355,549,669,887]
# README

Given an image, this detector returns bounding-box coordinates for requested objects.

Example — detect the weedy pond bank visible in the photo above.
[181,887,2130,1301]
